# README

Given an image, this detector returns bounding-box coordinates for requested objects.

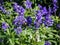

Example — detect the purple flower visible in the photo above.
[26,16,32,26]
[38,4,43,10]
[44,41,51,45]
[53,5,58,12]
[13,16,27,26]
[36,10,43,22]
[44,14,53,27]
[48,6,52,14]
[56,24,60,29]
[13,3,25,15]
[2,22,9,31]
[14,26,22,34]
[0,5,7,13]
[34,10,43,28]
[13,2,27,26]
[41,7,48,15]
[52,0,58,13]
[34,21,40,29]
[52,0,57,3]
[25,0,32,9]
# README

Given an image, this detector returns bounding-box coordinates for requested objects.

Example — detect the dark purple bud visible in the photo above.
[26,16,32,26]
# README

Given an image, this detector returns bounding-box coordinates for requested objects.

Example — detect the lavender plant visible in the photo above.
[0,0,60,45]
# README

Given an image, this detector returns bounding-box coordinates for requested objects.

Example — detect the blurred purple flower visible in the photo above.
[2,22,9,31]
[25,0,32,9]
[45,41,51,45]
[41,7,48,15]
[38,4,43,10]
[14,26,22,34]
[52,0,58,13]
[13,16,27,26]
[52,0,57,3]
[34,10,43,28]
[0,5,10,15]
[13,3,25,15]
[0,0,3,4]
[53,5,58,13]
[44,14,53,27]
[0,5,7,13]
[56,24,60,29]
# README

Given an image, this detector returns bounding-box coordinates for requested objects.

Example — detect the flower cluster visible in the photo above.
[34,4,54,28]
[44,6,53,27]
[13,2,27,34]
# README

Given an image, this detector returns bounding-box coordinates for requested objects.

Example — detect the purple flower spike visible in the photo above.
[2,22,9,31]
[45,41,51,45]
[25,0,32,9]
[14,27,22,34]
